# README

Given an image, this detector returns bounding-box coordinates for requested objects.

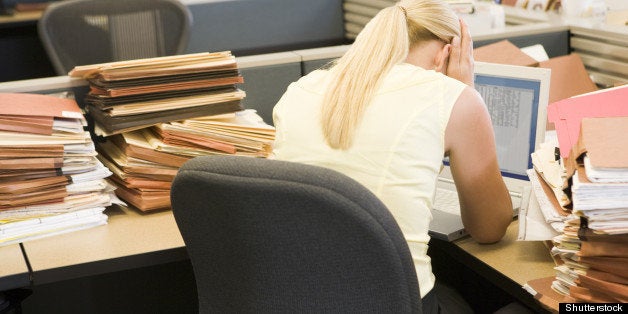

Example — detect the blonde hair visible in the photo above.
[321,0,461,149]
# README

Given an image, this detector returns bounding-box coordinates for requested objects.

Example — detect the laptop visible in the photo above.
[429,61,551,241]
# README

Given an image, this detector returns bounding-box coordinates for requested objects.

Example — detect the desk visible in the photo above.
[16,206,195,313]
[8,205,557,313]
[20,205,187,286]
[0,11,41,25]
[0,244,30,291]
[23,207,554,287]
[456,220,555,286]
[430,220,556,313]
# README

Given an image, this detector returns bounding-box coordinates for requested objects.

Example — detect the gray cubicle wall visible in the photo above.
[341,0,571,59]
[0,76,89,106]
[569,25,628,87]
[237,45,352,126]
[293,45,350,75]
[475,30,570,59]
[183,0,347,56]
[294,45,351,75]
[0,51,306,128]
[237,52,303,125]
[1,0,347,83]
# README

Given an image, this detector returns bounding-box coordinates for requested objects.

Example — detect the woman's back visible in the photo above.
[273,63,467,297]
[271,0,512,311]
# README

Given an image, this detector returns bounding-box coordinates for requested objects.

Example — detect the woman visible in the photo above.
[272,0,513,311]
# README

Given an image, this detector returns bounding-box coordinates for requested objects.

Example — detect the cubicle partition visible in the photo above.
[293,44,351,74]
[182,0,346,56]
[0,46,348,127]
[0,0,347,83]
[0,76,88,99]
[238,45,352,124]
[474,26,570,58]
[342,0,628,88]
[343,0,571,58]
[3,0,626,89]
[237,51,303,125]
[499,5,628,86]
[0,36,349,130]
[570,25,628,87]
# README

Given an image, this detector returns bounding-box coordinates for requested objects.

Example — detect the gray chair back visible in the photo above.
[171,156,421,313]
[38,0,192,75]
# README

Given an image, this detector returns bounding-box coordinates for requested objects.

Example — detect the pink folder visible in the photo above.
[547,85,628,158]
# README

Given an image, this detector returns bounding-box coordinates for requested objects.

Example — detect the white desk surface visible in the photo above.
[0,244,30,291]
[20,205,187,285]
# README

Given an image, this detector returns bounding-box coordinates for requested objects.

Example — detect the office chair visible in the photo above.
[38,0,192,75]
[171,156,422,313]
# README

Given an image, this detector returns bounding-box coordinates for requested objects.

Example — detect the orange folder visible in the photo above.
[0,93,85,135]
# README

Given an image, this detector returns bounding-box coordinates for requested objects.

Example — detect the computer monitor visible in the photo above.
[473,61,551,181]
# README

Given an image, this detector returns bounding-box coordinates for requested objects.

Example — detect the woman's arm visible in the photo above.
[444,88,513,243]
[443,18,511,243]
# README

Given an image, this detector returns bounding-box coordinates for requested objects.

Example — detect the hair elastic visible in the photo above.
[397,5,408,19]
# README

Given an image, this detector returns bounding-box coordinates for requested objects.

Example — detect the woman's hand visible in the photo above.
[447,19,475,87]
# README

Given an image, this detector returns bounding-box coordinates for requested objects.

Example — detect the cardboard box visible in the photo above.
[473,40,540,67]
[539,53,599,105]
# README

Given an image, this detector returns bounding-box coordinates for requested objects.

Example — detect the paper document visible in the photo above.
[526,169,567,230]
[518,188,561,241]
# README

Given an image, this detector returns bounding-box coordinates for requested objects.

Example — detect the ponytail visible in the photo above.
[321,5,409,149]
[320,0,460,150]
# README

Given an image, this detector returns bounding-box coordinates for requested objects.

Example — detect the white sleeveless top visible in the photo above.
[272,63,466,297]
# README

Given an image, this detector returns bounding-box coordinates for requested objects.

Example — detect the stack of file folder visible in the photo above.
[524,86,628,308]
[70,52,246,136]
[70,52,275,212]
[95,110,274,211]
[549,116,628,303]
[0,93,117,246]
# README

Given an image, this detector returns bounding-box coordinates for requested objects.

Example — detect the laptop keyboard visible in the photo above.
[433,187,521,217]
[433,188,461,215]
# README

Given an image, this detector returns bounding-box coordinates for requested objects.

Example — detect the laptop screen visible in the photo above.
[473,62,551,180]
